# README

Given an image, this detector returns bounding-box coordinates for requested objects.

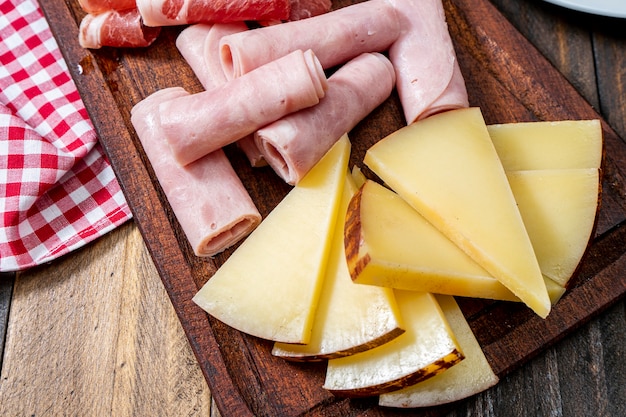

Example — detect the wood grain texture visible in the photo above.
[0,223,214,416]
[4,0,623,416]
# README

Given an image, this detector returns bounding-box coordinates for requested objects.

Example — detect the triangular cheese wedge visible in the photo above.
[192,135,351,344]
[364,108,550,318]
[272,175,404,360]
[345,180,518,302]
[323,291,463,397]
[506,169,600,287]
[379,295,498,408]
[488,119,602,171]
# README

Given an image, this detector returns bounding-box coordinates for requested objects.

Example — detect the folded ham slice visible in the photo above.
[160,49,328,166]
[256,52,396,185]
[131,87,261,257]
[79,8,161,49]
[219,0,400,78]
[137,0,291,27]
[388,0,469,124]
[176,23,266,166]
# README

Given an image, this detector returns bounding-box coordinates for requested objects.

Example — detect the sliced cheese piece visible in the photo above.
[545,275,567,305]
[345,180,518,302]
[379,295,498,408]
[272,175,404,360]
[364,107,550,318]
[192,135,351,344]
[322,290,463,397]
[507,168,600,287]
[488,119,602,171]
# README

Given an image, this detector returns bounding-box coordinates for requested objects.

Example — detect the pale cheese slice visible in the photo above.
[488,119,602,171]
[345,180,518,302]
[192,135,350,344]
[364,107,550,318]
[323,290,463,397]
[507,169,600,287]
[272,175,404,360]
[379,295,498,408]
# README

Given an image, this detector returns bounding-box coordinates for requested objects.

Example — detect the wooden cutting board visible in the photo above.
[39,0,626,415]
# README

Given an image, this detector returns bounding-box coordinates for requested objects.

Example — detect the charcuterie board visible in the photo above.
[39,0,626,415]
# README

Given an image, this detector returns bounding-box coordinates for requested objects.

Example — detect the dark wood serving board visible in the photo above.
[39,0,626,415]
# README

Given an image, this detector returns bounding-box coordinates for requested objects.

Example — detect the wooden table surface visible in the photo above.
[1,1,625,416]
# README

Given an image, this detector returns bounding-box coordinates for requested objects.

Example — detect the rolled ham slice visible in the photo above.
[256,52,396,185]
[176,23,267,167]
[219,0,400,79]
[79,9,161,49]
[160,49,328,166]
[388,0,469,124]
[131,87,261,257]
[78,0,137,14]
[137,0,291,27]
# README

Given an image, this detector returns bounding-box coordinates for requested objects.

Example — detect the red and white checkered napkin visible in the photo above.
[1,0,132,272]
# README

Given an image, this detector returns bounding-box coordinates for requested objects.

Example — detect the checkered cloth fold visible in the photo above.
[1,0,132,271]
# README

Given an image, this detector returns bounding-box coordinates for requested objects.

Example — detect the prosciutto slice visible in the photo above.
[219,0,400,78]
[131,87,261,257]
[388,0,469,124]
[78,0,137,13]
[79,8,161,49]
[160,49,328,166]
[176,23,267,167]
[137,0,291,27]
[255,52,396,185]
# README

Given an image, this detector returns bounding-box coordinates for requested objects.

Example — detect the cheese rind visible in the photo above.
[272,176,404,360]
[379,295,498,408]
[364,108,550,318]
[488,119,602,171]
[192,135,350,344]
[323,290,463,397]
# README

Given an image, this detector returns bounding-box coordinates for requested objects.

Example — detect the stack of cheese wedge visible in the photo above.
[193,107,603,408]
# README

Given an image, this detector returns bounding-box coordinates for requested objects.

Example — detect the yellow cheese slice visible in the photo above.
[345,180,518,301]
[271,175,404,360]
[488,119,602,171]
[192,135,350,344]
[322,290,463,397]
[364,107,550,318]
[507,168,600,287]
[379,295,498,408]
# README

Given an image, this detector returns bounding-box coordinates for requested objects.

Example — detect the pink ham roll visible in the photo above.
[176,22,249,90]
[160,49,328,166]
[176,23,266,167]
[137,0,290,27]
[389,0,469,124]
[131,87,261,257]
[256,52,396,185]
[219,0,400,79]
[79,9,161,49]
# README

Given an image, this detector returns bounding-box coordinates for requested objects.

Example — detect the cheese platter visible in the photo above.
[39,0,626,415]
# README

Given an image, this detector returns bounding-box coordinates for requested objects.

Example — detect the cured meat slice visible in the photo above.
[78,0,137,14]
[79,8,161,49]
[288,0,332,20]
[131,87,261,257]
[160,49,328,166]
[176,22,249,89]
[219,0,400,78]
[136,0,291,27]
[176,23,268,167]
[256,52,396,185]
[388,0,469,124]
